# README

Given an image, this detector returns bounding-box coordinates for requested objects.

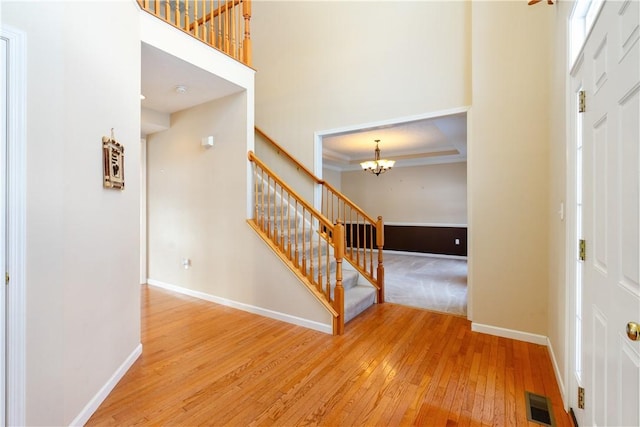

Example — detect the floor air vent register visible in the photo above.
[525,391,556,426]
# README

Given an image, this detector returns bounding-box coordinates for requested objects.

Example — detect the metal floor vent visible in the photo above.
[525,391,555,426]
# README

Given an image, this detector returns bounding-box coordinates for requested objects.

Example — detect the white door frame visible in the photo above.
[566,54,584,419]
[565,0,607,418]
[566,0,639,424]
[140,138,147,285]
[312,106,472,318]
[1,26,27,427]
[1,30,8,427]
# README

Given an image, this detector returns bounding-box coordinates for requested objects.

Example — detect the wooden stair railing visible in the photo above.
[137,0,252,67]
[248,151,346,335]
[255,127,385,303]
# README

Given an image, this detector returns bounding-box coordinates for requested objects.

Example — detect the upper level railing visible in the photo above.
[255,127,385,303]
[138,0,252,67]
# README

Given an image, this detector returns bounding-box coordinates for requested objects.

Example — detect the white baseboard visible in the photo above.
[70,343,143,426]
[471,322,548,345]
[547,337,567,409]
[147,279,333,334]
[471,323,570,412]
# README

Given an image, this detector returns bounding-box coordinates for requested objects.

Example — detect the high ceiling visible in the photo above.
[140,43,467,165]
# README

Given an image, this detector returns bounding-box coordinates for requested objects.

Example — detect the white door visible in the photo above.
[578,1,640,425]
[0,33,8,426]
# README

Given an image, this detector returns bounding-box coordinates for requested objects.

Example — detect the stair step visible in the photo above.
[256,185,377,327]
[268,228,312,244]
[344,285,377,323]
[263,217,300,231]
[259,203,294,216]
[331,269,358,291]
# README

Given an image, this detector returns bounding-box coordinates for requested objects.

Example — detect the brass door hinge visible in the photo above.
[5,272,9,285]
[578,386,585,409]
[578,90,586,113]
[579,239,586,261]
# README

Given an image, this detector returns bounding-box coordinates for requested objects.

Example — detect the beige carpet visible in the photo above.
[383,252,468,316]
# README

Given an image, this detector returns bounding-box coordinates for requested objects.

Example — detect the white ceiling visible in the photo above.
[323,112,467,171]
[140,42,243,135]
[139,43,468,165]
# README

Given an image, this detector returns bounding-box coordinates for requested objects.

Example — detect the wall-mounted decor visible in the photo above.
[102,130,125,190]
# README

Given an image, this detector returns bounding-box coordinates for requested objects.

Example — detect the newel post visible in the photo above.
[376,216,385,303]
[242,0,252,66]
[333,220,345,335]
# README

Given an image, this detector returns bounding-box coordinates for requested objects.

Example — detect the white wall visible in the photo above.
[548,0,574,401]
[2,2,141,425]
[322,167,342,192]
[252,0,471,171]
[469,1,553,335]
[146,95,331,328]
[253,1,558,339]
[341,162,467,224]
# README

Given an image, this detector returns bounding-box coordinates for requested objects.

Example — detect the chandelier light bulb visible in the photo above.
[360,139,395,176]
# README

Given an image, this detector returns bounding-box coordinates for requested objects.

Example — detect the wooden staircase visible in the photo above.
[254,179,377,324]
[248,129,385,335]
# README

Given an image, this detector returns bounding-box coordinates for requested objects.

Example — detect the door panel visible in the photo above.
[619,341,640,425]
[592,307,607,426]
[593,115,608,274]
[579,1,639,426]
[619,86,639,295]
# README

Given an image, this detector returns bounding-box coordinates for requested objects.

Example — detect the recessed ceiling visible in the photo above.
[323,112,467,171]
[141,42,243,115]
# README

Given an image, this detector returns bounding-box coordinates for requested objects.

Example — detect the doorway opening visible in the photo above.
[314,107,469,317]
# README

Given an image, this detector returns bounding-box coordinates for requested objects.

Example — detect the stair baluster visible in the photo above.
[248,144,380,335]
[333,221,345,335]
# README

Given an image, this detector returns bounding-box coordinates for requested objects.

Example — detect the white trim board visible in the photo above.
[471,322,548,346]
[1,32,7,427]
[384,222,468,228]
[471,324,567,409]
[69,344,143,427]
[2,25,27,427]
[147,279,333,335]
[315,106,471,140]
[547,337,567,410]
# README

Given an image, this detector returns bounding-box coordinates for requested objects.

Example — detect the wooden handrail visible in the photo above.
[255,126,384,301]
[137,0,252,67]
[248,152,333,230]
[255,126,376,225]
[255,127,320,185]
[248,151,345,334]
[188,0,242,30]
[322,180,377,225]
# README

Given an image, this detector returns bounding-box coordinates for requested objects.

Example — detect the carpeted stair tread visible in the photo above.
[344,285,377,323]
[256,179,378,328]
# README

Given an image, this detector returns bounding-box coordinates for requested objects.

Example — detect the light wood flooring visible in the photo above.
[87,285,572,426]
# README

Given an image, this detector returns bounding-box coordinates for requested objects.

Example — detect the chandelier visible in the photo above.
[360,140,395,176]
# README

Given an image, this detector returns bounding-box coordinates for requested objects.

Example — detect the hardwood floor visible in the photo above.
[87,285,572,426]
